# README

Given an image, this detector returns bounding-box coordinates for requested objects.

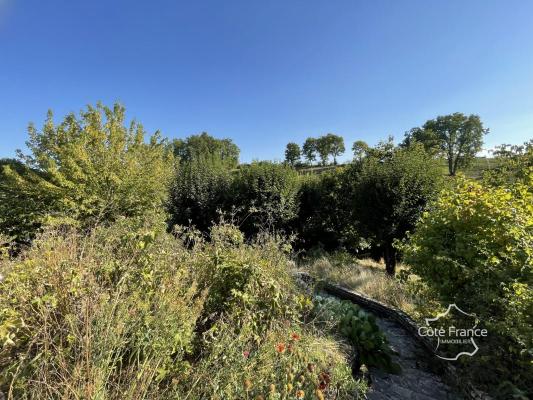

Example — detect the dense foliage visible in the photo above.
[314,296,400,374]
[484,139,533,186]
[2,102,531,399]
[168,156,231,231]
[347,144,442,274]
[230,162,301,236]
[172,132,240,167]
[402,173,533,397]
[0,219,367,399]
[0,103,174,241]
[296,170,352,251]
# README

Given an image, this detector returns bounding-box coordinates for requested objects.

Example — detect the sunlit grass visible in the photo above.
[300,255,419,316]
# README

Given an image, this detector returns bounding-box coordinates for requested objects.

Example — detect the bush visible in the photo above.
[230,162,300,236]
[0,103,175,240]
[314,296,400,374]
[168,156,231,231]
[0,217,204,399]
[402,174,533,396]
[0,219,367,399]
[296,170,359,251]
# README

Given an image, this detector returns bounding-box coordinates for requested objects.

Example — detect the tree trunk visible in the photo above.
[383,242,396,276]
[448,154,455,176]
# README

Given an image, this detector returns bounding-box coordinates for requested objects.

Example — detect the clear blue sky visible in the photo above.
[1,0,532,163]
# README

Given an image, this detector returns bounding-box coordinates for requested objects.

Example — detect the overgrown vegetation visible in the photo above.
[0,218,368,399]
[313,296,400,374]
[402,165,532,397]
[1,103,531,399]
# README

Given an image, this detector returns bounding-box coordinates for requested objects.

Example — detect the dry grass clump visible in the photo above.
[302,255,418,316]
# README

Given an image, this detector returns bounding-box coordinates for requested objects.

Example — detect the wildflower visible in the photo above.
[269,384,276,393]
[244,379,252,391]
[307,363,315,372]
[243,350,250,358]
[315,389,325,400]
[275,342,286,353]
[296,389,305,399]
[287,383,293,392]
[291,332,301,341]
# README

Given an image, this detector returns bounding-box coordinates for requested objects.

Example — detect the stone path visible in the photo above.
[366,316,462,400]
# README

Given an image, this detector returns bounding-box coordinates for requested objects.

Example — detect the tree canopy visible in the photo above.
[345,143,442,274]
[0,103,175,240]
[403,113,487,175]
[173,132,239,167]
[301,134,345,165]
[352,140,370,161]
[325,133,345,165]
[302,138,317,164]
[284,142,301,166]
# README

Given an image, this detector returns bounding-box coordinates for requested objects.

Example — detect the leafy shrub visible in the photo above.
[0,103,175,241]
[484,139,532,186]
[313,296,400,374]
[402,174,533,396]
[193,224,306,334]
[230,162,300,236]
[188,321,366,399]
[168,156,232,231]
[296,171,359,251]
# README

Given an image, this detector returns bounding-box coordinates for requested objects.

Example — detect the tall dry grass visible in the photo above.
[301,255,418,316]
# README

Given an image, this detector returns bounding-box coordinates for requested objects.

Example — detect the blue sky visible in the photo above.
[1,0,532,163]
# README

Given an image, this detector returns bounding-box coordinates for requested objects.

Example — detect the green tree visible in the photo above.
[352,140,370,162]
[346,144,442,275]
[325,133,345,165]
[173,132,239,167]
[284,142,301,166]
[315,136,331,165]
[0,103,175,240]
[366,135,396,161]
[401,127,441,156]
[302,138,317,164]
[404,113,488,175]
